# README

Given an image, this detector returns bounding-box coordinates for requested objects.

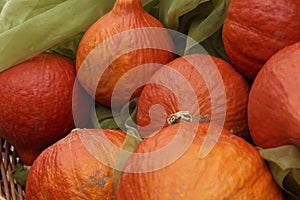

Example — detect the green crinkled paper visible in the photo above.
[0,0,115,72]
[11,161,30,187]
[93,97,142,155]
[258,145,300,200]
[158,0,230,60]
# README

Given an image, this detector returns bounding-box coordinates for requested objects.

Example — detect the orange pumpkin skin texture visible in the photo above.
[248,41,300,148]
[222,0,300,80]
[25,129,126,200]
[115,123,283,200]
[76,0,175,108]
[0,53,86,165]
[137,54,250,140]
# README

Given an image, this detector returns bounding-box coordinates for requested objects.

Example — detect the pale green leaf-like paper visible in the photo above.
[0,0,115,72]
[159,0,210,30]
[11,162,30,187]
[142,0,160,18]
[184,0,229,53]
[0,0,8,12]
[48,33,84,61]
[158,0,229,59]
[259,145,300,199]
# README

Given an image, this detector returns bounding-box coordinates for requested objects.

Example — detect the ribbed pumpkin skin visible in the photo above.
[248,42,300,148]
[115,123,283,200]
[222,0,300,80]
[0,53,84,165]
[76,0,175,108]
[137,54,250,140]
[25,129,126,200]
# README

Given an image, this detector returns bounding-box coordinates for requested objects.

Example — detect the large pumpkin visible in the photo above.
[0,53,90,165]
[222,0,300,80]
[25,128,126,200]
[248,41,300,148]
[115,123,283,199]
[137,54,250,140]
[76,0,175,108]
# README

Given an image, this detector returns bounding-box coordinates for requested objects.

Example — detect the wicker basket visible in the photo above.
[0,137,25,200]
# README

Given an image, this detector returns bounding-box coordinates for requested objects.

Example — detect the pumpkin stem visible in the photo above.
[167,112,211,125]
[112,0,142,13]
[167,111,193,125]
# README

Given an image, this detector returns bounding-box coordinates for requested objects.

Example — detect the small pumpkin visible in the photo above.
[0,53,90,165]
[137,54,250,140]
[222,0,300,80]
[248,41,300,148]
[115,123,283,199]
[76,0,176,108]
[25,128,126,200]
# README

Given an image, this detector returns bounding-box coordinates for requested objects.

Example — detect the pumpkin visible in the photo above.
[72,79,94,128]
[136,54,251,140]
[248,41,300,148]
[0,53,90,165]
[76,0,176,108]
[222,0,300,80]
[115,122,283,199]
[25,128,126,200]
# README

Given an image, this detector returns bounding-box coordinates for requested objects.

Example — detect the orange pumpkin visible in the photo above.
[222,0,300,80]
[25,129,126,200]
[248,41,300,148]
[115,123,283,199]
[76,0,175,108]
[137,54,251,140]
[0,53,90,165]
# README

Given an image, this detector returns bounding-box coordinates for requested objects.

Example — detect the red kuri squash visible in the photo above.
[222,0,300,80]
[137,54,250,140]
[0,53,90,165]
[26,128,126,200]
[115,123,283,199]
[76,0,175,108]
[248,41,300,148]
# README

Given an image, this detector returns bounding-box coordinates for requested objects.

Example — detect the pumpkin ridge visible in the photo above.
[225,19,290,45]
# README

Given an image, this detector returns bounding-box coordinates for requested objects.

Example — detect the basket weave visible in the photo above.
[0,137,25,200]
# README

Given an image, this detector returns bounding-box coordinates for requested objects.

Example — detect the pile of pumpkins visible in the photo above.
[0,0,299,199]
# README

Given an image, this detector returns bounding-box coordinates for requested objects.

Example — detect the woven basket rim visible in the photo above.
[1,137,26,200]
